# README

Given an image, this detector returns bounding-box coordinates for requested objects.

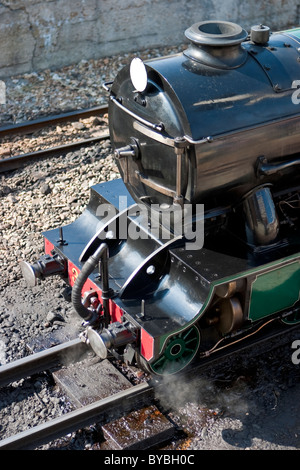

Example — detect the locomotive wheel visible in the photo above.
[149,325,200,375]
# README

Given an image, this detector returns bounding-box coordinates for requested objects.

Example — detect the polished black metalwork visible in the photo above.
[109,20,300,211]
[20,20,300,375]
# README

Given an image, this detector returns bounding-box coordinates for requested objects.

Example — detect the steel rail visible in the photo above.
[0,132,110,173]
[0,381,153,450]
[0,104,109,138]
[0,337,88,388]
[0,320,299,449]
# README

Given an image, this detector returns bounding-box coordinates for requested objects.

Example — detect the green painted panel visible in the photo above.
[283,27,300,39]
[249,262,300,321]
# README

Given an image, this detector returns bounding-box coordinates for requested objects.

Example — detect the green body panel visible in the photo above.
[283,27,300,39]
[156,254,300,357]
[249,261,300,321]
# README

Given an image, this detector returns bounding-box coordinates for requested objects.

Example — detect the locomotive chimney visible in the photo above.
[184,20,248,69]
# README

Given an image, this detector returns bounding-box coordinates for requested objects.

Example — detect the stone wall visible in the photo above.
[1,0,299,78]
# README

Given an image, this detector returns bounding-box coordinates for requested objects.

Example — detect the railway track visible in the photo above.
[0,338,154,450]
[0,338,87,389]
[0,319,299,450]
[0,104,109,173]
[0,105,108,138]
[0,380,153,450]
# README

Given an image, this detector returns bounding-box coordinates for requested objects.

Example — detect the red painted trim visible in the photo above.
[44,238,54,255]
[140,328,154,361]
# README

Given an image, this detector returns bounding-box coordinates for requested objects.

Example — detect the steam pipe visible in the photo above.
[99,244,113,327]
[71,243,109,322]
[243,186,279,246]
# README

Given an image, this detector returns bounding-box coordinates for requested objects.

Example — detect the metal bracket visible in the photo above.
[110,94,164,132]
[114,138,140,183]
[257,154,300,177]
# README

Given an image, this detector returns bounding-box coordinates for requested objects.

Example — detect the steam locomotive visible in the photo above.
[21,20,300,375]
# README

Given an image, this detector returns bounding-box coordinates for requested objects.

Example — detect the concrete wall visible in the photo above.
[1,0,299,78]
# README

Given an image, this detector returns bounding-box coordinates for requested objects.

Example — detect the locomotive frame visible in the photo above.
[20,20,300,375]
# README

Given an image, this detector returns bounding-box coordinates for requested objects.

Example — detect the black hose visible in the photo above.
[71,243,108,321]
